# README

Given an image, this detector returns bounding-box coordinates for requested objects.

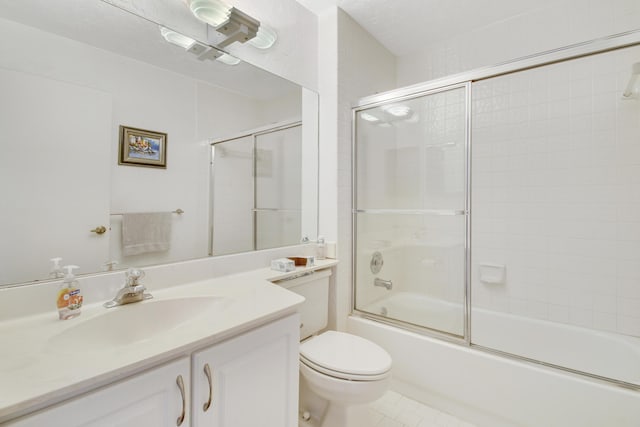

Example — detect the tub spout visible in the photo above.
[374,278,393,290]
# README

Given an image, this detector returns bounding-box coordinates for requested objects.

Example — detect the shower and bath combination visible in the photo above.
[352,41,640,394]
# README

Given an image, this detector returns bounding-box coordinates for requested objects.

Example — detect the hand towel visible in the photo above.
[121,212,172,256]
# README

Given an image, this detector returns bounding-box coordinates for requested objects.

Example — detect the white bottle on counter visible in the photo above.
[316,235,326,260]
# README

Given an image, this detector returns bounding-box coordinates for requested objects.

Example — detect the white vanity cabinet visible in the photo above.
[6,314,300,427]
[8,357,190,427]
[191,314,300,427]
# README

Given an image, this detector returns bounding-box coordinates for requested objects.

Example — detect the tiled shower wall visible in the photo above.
[471,44,640,337]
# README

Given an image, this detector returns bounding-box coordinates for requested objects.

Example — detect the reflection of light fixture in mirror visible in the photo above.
[360,103,416,127]
[216,53,241,65]
[382,104,412,117]
[160,27,196,49]
[622,62,640,98]
[360,112,380,122]
[186,0,277,49]
[160,26,241,66]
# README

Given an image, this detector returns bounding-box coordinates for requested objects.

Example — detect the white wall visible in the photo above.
[326,8,397,330]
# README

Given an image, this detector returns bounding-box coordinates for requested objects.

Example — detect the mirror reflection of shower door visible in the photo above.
[255,125,303,250]
[210,136,254,256]
[210,123,303,256]
[353,84,469,338]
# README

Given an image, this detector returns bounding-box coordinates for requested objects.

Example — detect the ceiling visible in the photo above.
[295,0,557,56]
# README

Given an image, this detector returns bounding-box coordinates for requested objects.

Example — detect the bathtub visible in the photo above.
[351,292,640,427]
[365,291,464,334]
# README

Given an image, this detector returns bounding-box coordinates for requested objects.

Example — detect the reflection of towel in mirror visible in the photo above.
[122,212,172,256]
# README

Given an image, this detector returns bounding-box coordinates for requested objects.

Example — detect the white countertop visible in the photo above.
[0,260,337,423]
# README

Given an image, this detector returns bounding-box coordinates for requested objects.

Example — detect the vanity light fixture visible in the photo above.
[160,26,241,65]
[186,0,277,49]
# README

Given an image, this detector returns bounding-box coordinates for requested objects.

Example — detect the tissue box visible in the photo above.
[271,258,295,272]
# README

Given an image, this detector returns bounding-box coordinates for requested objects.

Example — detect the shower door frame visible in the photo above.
[351,29,640,390]
[351,82,472,345]
[209,120,302,256]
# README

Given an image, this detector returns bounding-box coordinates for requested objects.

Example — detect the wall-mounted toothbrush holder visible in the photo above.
[479,263,506,285]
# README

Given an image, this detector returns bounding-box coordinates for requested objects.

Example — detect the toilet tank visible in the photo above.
[274,268,331,340]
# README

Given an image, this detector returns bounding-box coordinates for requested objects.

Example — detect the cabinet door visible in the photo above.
[192,314,299,427]
[8,357,190,427]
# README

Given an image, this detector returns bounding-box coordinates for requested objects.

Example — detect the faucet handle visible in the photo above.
[125,268,145,286]
[103,260,119,271]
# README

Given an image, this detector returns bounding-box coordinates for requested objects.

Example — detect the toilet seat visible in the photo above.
[299,331,392,381]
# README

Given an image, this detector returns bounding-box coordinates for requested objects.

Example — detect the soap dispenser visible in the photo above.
[56,265,83,320]
[49,257,64,279]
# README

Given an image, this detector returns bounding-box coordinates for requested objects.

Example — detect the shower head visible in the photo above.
[622,62,640,98]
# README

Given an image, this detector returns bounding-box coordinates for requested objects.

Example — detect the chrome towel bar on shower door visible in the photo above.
[353,209,466,216]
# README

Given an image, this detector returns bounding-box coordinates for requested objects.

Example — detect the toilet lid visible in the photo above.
[300,331,392,380]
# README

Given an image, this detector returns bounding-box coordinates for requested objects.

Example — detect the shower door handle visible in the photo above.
[374,278,393,290]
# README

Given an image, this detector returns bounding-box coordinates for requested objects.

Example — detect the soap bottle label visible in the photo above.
[57,288,83,319]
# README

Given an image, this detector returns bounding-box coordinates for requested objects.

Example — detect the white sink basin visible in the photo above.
[48,296,231,352]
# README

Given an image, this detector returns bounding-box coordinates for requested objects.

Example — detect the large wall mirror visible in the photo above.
[0,0,318,287]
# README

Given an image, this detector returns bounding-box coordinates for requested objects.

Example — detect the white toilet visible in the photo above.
[275,269,392,427]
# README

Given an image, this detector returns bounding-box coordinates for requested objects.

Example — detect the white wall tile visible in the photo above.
[471,44,640,339]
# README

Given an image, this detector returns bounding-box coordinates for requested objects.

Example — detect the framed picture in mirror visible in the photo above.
[119,125,167,168]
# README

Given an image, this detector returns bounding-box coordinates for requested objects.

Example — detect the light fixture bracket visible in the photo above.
[212,7,260,48]
[186,42,223,61]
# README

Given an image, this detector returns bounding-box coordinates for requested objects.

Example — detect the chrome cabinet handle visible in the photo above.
[203,363,213,412]
[176,375,186,426]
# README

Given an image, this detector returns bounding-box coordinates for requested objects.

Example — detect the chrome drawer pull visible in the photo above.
[203,363,213,412]
[176,375,186,426]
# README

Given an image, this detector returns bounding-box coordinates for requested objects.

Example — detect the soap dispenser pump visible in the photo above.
[56,265,83,320]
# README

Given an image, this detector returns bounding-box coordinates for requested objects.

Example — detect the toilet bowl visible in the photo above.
[272,268,392,427]
[299,331,392,427]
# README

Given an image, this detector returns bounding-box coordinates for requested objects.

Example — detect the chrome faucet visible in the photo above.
[374,277,393,290]
[104,268,153,308]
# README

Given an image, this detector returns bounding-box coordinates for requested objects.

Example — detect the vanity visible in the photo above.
[0,260,337,426]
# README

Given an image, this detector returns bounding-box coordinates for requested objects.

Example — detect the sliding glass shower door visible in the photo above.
[210,123,303,256]
[353,84,469,338]
[255,125,303,250]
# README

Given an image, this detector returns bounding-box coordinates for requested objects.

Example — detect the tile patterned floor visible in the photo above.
[369,391,477,427]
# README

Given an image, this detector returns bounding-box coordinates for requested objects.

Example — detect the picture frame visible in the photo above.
[119,125,167,168]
